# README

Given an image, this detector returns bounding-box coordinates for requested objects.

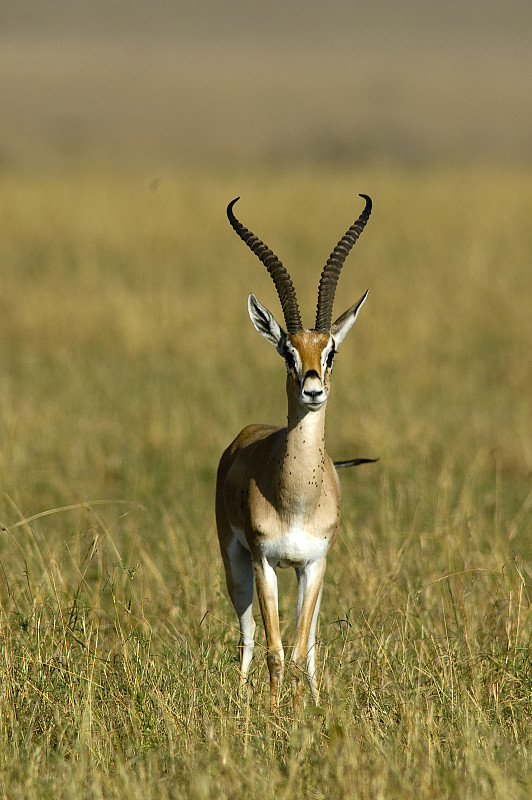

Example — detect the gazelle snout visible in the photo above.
[301,369,327,409]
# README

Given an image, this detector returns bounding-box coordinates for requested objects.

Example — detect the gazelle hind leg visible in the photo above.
[224,536,256,690]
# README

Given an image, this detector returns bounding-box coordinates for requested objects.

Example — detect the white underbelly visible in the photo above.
[231,524,329,568]
[263,528,329,567]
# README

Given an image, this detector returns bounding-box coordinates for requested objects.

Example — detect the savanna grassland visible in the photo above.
[0,164,532,798]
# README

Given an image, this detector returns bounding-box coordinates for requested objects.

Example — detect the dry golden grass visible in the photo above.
[0,164,531,798]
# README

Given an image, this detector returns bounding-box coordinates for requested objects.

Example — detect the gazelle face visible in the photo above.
[247,292,369,414]
[283,330,334,411]
[247,292,368,413]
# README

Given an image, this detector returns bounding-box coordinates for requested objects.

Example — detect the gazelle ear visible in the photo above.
[248,294,286,353]
[330,290,368,347]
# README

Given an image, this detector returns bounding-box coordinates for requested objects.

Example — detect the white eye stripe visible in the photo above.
[284,346,301,374]
[321,342,335,372]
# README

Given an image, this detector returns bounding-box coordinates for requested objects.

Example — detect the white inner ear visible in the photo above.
[248,294,286,353]
[330,290,368,347]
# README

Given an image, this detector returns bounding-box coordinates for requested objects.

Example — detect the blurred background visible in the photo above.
[2,0,532,169]
[1,7,532,793]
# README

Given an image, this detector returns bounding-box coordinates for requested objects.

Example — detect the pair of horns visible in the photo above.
[227,194,372,334]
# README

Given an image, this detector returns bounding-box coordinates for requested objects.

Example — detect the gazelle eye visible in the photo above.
[284,349,297,372]
[326,348,335,369]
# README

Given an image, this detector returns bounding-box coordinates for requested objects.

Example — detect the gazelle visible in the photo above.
[216,194,373,712]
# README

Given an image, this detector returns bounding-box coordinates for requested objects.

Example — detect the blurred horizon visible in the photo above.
[1,0,532,169]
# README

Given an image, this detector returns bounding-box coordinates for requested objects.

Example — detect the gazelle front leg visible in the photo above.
[253,557,284,712]
[292,558,327,710]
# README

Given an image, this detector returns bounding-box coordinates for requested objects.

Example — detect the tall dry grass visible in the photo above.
[0,164,531,798]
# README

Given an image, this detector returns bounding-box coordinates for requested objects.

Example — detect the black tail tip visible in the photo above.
[334,457,378,469]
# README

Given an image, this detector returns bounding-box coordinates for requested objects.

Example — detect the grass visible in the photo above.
[0,163,531,797]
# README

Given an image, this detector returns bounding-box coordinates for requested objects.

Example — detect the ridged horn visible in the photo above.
[227,198,303,334]
[315,194,372,333]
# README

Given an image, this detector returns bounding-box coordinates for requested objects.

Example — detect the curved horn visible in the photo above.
[227,198,303,334]
[315,194,372,333]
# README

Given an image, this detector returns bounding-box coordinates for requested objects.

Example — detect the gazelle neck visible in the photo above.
[274,390,328,517]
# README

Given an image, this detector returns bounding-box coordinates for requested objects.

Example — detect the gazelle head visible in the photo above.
[227,194,372,412]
